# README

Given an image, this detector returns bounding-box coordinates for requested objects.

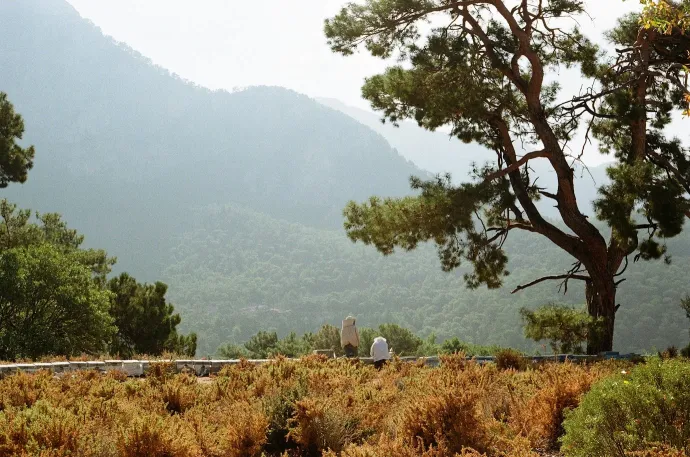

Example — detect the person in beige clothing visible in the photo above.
[340,316,359,358]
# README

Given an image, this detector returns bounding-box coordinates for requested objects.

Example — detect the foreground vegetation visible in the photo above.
[1,355,689,456]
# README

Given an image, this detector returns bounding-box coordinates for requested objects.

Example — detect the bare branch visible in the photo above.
[484,150,549,182]
[559,261,585,295]
[511,273,590,294]
[614,255,629,277]
[491,117,584,260]
[538,190,558,200]
[485,221,538,244]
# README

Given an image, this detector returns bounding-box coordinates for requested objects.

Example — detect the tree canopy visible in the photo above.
[641,0,690,33]
[0,199,114,282]
[0,200,116,360]
[108,273,197,358]
[325,0,690,353]
[0,200,197,360]
[0,243,114,360]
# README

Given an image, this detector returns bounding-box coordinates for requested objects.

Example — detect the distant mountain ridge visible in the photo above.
[0,0,424,277]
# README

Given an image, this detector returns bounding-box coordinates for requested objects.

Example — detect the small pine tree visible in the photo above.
[520,304,597,354]
[244,331,279,359]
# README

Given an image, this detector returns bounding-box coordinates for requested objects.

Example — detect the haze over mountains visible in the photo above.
[1,0,688,355]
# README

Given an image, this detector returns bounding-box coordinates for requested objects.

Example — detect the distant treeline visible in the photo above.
[217,322,507,359]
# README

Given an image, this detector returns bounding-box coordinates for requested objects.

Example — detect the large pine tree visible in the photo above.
[325,0,690,353]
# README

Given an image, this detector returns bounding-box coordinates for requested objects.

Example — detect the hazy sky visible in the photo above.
[65,0,643,166]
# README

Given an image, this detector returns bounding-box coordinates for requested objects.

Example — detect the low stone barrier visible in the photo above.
[0,352,638,379]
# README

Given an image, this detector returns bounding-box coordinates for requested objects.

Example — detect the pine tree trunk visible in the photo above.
[585,278,617,355]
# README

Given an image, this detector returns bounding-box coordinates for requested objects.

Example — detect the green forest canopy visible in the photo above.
[167,204,690,356]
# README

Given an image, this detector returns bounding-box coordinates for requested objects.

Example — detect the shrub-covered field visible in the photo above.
[0,355,688,457]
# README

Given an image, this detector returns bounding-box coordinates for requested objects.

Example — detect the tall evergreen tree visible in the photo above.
[325,0,690,353]
[0,93,34,187]
[108,273,196,357]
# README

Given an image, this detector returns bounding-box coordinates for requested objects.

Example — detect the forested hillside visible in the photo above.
[0,0,688,356]
[166,203,690,354]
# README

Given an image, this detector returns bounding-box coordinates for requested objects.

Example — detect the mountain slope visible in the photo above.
[0,0,424,278]
[316,97,485,181]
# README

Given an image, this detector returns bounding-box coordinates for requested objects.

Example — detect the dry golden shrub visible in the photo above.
[323,436,458,457]
[146,361,176,381]
[438,353,469,371]
[288,397,362,455]
[218,403,269,457]
[187,401,268,457]
[0,408,30,456]
[0,356,626,457]
[509,363,606,450]
[117,412,198,457]
[0,370,54,410]
[160,373,200,415]
[0,401,85,457]
[494,350,528,371]
[397,389,489,454]
[26,404,80,453]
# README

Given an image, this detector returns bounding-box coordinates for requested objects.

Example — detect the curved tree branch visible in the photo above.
[512,273,590,294]
[484,150,549,182]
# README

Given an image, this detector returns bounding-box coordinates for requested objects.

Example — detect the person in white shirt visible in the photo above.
[340,316,360,358]
[370,336,391,369]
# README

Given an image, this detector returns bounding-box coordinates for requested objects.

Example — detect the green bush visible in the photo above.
[217,343,250,359]
[309,324,343,357]
[377,324,422,356]
[681,344,690,358]
[263,380,308,453]
[356,324,422,357]
[494,349,527,371]
[244,331,280,358]
[520,304,596,354]
[439,337,501,356]
[561,359,690,457]
[357,328,376,357]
